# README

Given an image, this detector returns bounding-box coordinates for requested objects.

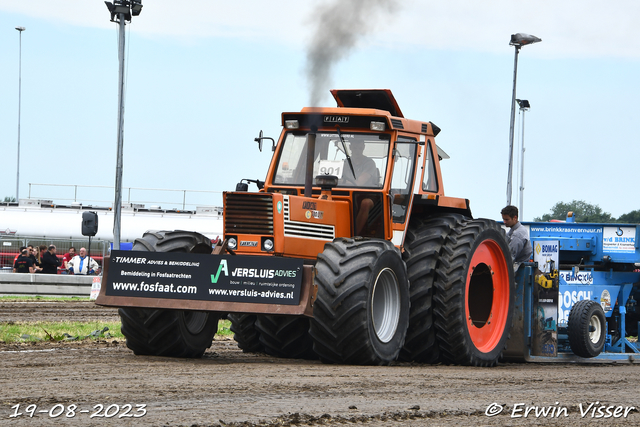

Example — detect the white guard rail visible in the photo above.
[0,273,95,297]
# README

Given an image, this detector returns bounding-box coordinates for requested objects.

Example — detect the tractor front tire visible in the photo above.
[119,308,219,358]
[118,230,219,358]
[310,238,410,365]
[434,219,514,367]
[568,299,606,358]
[254,315,316,359]
[228,313,264,353]
[400,214,464,363]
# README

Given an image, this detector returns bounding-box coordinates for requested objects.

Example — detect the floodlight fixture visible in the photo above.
[510,33,542,48]
[104,0,142,23]
[516,99,530,110]
[131,0,143,16]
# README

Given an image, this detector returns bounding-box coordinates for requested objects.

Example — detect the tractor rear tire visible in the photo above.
[118,230,219,358]
[400,214,464,363]
[433,219,514,367]
[310,238,410,365]
[568,299,606,358]
[254,315,316,359]
[228,313,264,353]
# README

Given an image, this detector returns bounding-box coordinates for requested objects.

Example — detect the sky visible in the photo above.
[1,0,639,222]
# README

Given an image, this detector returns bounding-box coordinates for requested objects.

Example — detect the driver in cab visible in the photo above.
[342,140,378,187]
[341,139,378,235]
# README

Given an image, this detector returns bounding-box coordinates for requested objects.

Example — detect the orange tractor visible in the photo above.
[96,89,514,366]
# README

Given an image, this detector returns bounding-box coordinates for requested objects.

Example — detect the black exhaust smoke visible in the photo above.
[305,0,399,107]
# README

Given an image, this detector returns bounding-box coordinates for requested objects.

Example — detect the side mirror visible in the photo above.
[254,130,276,152]
[255,130,264,152]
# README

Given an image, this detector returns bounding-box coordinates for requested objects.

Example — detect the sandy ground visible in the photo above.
[2,301,640,426]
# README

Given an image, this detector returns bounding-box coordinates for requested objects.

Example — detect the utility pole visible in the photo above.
[516,99,530,219]
[15,26,25,202]
[506,33,540,206]
[104,1,143,250]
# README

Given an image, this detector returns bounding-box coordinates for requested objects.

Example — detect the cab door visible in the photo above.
[389,137,419,246]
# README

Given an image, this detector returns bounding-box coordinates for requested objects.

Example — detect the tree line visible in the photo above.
[533,200,640,224]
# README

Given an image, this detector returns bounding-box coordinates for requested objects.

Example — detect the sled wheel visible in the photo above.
[434,219,514,366]
[228,313,264,353]
[400,214,464,363]
[568,299,606,358]
[118,230,219,358]
[310,238,410,365]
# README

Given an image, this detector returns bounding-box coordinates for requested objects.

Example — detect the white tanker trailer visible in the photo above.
[0,199,223,247]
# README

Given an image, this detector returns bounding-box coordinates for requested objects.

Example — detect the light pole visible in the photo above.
[104,0,143,250]
[516,99,530,219]
[506,33,540,207]
[15,26,25,202]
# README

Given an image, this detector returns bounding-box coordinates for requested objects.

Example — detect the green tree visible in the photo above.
[617,210,640,224]
[534,200,613,223]
[3,196,16,203]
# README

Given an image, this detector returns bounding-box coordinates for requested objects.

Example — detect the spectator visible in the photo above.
[501,205,533,270]
[13,248,34,273]
[30,245,43,273]
[62,247,76,273]
[41,245,62,274]
[38,245,47,263]
[13,246,26,264]
[67,247,99,275]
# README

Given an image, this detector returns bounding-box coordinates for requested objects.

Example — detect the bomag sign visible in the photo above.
[533,240,559,273]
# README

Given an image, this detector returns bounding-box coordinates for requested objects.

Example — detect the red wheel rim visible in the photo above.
[464,239,510,353]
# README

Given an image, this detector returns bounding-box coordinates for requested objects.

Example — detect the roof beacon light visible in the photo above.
[285,120,299,129]
[370,121,386,131]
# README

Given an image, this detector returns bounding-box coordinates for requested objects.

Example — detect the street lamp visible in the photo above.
[516,99,530,219]
[506,33,540,207]
[15,26,25,202]
[104,0,143,250]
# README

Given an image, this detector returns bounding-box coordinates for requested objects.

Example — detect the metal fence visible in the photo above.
[26,183,223,211]
[0,236,108,273]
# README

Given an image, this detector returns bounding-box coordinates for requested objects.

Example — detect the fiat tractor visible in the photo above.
[96,89,515,366]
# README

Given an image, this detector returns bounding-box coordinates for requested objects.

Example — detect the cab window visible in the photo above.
[422,141,439,193]
[390,139,417,223]
[273,132,390,189]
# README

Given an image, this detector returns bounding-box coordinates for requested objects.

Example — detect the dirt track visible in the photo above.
[0,300,119,323]
[2,301,640,426]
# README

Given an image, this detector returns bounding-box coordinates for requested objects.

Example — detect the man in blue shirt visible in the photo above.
[68,247,99,275]
[501,205,532,269]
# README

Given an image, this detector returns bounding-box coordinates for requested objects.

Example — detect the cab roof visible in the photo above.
[282,89,442,139]
[331,89,404,118]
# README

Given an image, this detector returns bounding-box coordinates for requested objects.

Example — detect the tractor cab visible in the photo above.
[227,89,469,260]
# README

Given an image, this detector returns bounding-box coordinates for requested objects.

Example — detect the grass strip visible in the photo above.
[0,295,90,302]
[218,319,232,336]
[0,321,122,343]
[1,319,233,343]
